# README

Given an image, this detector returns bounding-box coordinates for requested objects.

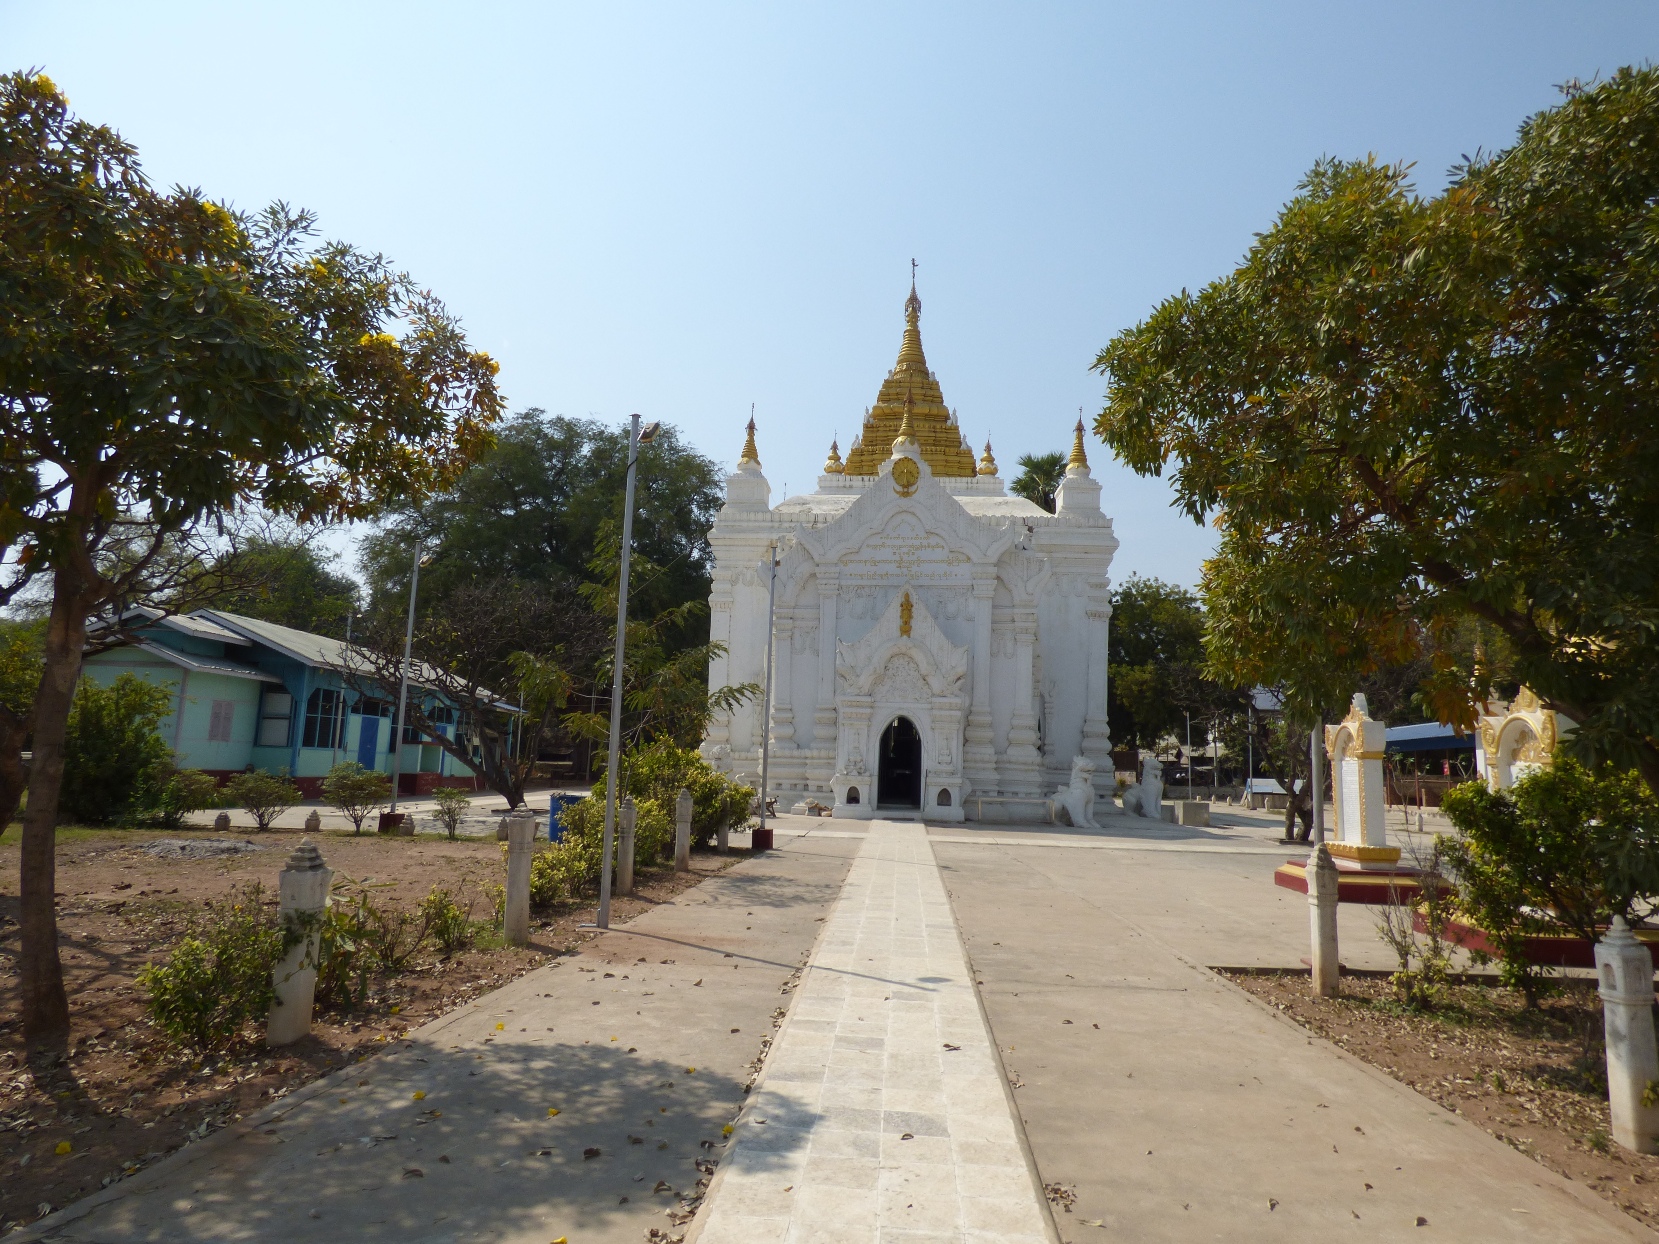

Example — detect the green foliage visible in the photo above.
[1009,451,1065,514]
[0,618,41,723]
[1092,67,1659,788]
[322,760,390,833]
[363,896,436,973]
[1108,576,1239,752]
[137,765,223,828]
[1440,758,1659,1002]
[313,885,375,1010]
[60,673,174,826]
[225,769,302,831]
[616,740,754,848]
[137,885,284,1048]
[420,886,473,956]
[204,538,360,637]
[428,785,472,840]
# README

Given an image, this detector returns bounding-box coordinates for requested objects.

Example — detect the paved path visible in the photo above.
[30,837,861,1244]
[691,821,1052,1244]
[936,833,1655,1243]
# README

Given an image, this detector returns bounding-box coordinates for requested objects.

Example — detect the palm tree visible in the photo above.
[1011,451,1066,513]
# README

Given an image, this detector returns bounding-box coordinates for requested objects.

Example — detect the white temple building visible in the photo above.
[701,282,1119,821]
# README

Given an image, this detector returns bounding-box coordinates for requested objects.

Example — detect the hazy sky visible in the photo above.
[5,4,1655,586]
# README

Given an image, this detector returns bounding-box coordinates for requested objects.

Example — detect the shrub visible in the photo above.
[137,885,285,1048]
[1440,757,1659,1004]
[617,741,754,850]
[137,765,222,828]
[529,794,672,908]
[313,889,375,1010]
[429,786,471,840]
[322,761,391,834]
[421,886,474,955]
[61,673,174,826]
[225,769,303,830]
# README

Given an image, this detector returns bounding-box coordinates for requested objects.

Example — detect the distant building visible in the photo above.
[82,609,482,797]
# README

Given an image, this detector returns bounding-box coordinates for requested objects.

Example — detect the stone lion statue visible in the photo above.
[1120,754,1165,819]
[1048,756,1100,829]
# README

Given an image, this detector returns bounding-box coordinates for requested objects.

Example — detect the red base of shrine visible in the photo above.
[1273,859,1442,905]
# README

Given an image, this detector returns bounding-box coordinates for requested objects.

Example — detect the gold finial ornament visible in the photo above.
[899,590,913,637]
[823,437,844,474]
[841,277,977,477]
[977,438,998,476]
[739,416,760,466]
[1068,417,1089,470]
[892,389,919,453]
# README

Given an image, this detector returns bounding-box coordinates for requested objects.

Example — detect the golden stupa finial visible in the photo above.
[977,438,998,476]
[906,258,920,325]
[823,436,844,474]
[1068,414,1089,470]
[739,408,760,466]
[892,387,919,453]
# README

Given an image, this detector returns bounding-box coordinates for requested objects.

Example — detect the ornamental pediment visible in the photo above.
[836,585,968,698]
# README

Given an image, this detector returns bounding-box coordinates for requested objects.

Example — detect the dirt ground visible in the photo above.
[0,823,740,1235]
[1227,969,1659,1232]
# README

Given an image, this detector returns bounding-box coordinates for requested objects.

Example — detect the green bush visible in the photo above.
[313,883,378,1009]
[420,886,473,955]
[616,741,754,849]
[137,765,223,828]
[429,786,471,840]
[61,673,174,826]
[322,761,391,834]
[137,885,285,1048]
[1440,757,1659,1003]
[225,769,302,830]
[529,794,673,908]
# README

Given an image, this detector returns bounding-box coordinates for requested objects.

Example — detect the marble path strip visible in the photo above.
[691,820,1054,1244]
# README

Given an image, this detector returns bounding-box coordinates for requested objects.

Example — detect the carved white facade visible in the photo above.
[702,285,1119,821]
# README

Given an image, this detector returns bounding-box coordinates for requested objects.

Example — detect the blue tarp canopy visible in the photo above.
[1385,722,1476,754]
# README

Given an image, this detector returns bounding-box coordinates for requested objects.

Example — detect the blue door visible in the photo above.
[357,715,379,769]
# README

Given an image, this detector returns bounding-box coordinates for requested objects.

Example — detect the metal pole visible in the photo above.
[1185,711,1193,801]
[389,541,421,815]
[598,413,644,930]
[757,544,779,836]
[1310,717,1325,843]
[1247,700,1254,809]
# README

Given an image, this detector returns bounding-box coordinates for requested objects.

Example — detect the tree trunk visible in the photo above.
[20,582,92,1054]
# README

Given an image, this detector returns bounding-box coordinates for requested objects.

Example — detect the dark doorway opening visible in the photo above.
[877,716,923,808]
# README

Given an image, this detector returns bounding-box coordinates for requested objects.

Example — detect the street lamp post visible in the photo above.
[756,543,779,842]
[388,542,423,817]
[1185,711,1193,801]
[597,414,659,931]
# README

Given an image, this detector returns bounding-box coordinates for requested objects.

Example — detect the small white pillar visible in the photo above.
[503,811,535,946]
[618,798,637,897]
[675,788,693,873]
[267,839,332,1046]
[717,816,730,855]
[1596,917,1659,1153]
[1307,843,1340,998]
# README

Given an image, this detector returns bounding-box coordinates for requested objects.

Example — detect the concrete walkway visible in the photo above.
[691,821,1052,1244]
[28,836,861,1244]
[935,831,1656,1243]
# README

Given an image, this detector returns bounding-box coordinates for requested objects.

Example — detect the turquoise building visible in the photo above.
[83,609,481,797]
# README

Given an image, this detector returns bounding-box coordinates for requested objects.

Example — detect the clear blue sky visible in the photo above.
[5,3,1655,587]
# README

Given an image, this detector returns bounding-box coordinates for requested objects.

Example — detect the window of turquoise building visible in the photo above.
[257,690,293,747]
[303,688,343,749]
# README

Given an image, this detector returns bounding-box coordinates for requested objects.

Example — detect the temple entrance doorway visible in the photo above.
[877,716,923,809]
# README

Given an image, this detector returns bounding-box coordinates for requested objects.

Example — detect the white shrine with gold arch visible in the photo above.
[1323,693,1402,868]
[1476,687,1570,792]
[700,281,1119,821]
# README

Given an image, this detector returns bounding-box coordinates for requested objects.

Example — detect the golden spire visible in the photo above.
[977,438,998,476]
[1068,417,1089,470]
[823,436,844,474]
[842,274,977,477]
[739,415,760,466]
[892,389,919,453]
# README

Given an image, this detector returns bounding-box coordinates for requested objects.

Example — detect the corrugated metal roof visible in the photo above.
[132,641,284,683]
[156,613,253,645]
[1385,721,1475,752]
